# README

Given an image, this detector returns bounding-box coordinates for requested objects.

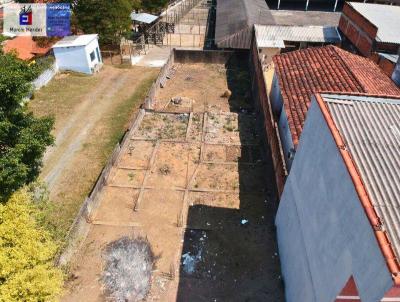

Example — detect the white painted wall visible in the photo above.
[278,107,295,170]
[276,97,393,302]
[53,38,102,74]
[83,38,102,72]
[270,72,284,116]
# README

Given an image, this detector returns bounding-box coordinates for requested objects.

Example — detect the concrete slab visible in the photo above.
[132,45,171,67]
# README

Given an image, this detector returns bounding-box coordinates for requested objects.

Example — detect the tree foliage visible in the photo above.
[0,53,54,201]
[0,189,63,302]
[74,0,133,45]
[141,0,168,13]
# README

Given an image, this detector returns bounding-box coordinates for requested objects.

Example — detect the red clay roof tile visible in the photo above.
[272,45,400,147]
[3,36,52,60]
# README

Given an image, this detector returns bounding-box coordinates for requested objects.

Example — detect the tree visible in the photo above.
[0,53,54,201]
[141,0,168,14]
[74,0,133,45]
[0,189,63,301]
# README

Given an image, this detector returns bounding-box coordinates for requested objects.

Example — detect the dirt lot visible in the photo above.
[28,65,159,240]
[63,58,284,301]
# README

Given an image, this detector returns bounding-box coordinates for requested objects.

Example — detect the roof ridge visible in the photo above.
[331,46,371,93]
[319,91,400,99]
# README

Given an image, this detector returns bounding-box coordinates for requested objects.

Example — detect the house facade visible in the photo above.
[276,93,400,302]
[269,45,400,170]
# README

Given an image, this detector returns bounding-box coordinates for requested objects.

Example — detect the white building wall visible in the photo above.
[392,58,400,87]
[84,38,102,72]
[276,98,393,302]
[270,72,284,116]
[53,37,102,75]
[54,46,91,74]
[278,107,295,170]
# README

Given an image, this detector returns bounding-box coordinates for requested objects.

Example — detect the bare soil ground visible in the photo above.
[28,65,159,240]
[63,60,284,301]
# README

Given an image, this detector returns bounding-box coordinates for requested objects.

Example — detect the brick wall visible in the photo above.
[339,3,377,56]
[250,37,287,197]
[378,57,396,77]
[339,3,400,56]
[342,3,378,39]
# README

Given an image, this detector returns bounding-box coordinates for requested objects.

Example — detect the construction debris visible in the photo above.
[102,237,155,302]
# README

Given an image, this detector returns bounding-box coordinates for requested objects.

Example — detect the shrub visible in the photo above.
[0,190,63,302]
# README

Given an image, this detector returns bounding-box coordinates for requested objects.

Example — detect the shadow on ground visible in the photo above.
[176,53,285,301]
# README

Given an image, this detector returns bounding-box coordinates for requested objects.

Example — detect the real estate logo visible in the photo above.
[19,5,33,26]
[3,3,70,37]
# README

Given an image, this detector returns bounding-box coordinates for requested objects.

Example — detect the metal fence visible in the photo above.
[122,0,212,53]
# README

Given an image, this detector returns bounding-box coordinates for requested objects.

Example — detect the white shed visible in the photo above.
[52,34,102,74]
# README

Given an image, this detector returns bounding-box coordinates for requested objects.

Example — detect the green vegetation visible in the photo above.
[29,70,158,242]
[141,0,169,13]
[0,189,63,301]
[104,75,156,151]
[74,0,133,45]
[0,53,54,201]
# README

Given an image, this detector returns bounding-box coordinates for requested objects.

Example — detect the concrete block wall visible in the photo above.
[339,3,377,56]
[174,48,236,63]
[250,37,287,196]
[276,98,393,302]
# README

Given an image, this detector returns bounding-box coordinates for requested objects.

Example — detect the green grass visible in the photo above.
[103,75,156,153]
[35,70,158,245]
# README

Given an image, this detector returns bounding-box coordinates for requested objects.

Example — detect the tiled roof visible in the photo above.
[3,36,52,60]
[317,93,400,283]
[272,45,400,146]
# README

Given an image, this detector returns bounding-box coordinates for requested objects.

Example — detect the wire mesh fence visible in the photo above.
[121,0,214,53]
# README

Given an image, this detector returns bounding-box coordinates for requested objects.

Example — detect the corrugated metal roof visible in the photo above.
[52,34,98,48]
[130,12,158,24]
[322,93,400,260]
[349,2,400,44]
[379,52,399,64]
[255,25,341,48]
[215,0,275,49]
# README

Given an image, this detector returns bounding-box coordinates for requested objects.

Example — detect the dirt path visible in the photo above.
[43,67,130,189]
[29,64,159,237]
[39,65,154,192]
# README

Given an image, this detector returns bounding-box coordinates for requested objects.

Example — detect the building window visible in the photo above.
[96,47,101,62]
[90,51,96,62]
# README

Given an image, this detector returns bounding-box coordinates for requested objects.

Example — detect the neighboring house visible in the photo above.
[215,0,342,50]
[276,93,400,302]
[255,24,341,64]
[2,36,52,60]
[270,45,400,170]
[339,2,400,56]
[52,34,102,75]
[215,0,275,49]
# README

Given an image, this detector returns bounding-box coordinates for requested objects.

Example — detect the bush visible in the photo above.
[0,190,63,302]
